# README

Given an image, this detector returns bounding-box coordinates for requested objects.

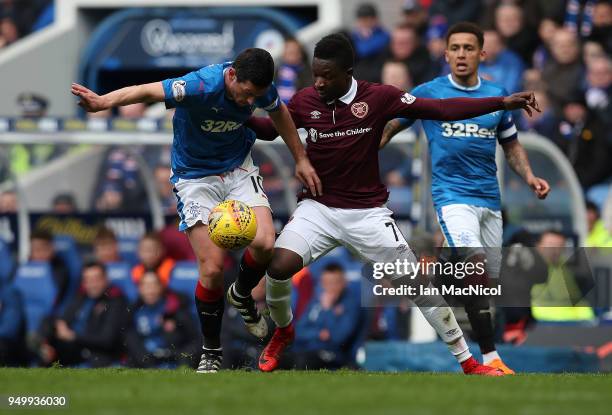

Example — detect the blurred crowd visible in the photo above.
[0,0,53,49]
[0,221,605,369]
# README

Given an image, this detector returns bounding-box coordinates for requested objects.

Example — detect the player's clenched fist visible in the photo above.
[503,91,541,117]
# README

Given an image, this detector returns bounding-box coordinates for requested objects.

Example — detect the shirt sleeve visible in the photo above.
[395,84,429,129]
[162,70,207,109]
[255,83,281,112]
[381,85,505,122]
[286,94,303,128]
[497,88,518,144]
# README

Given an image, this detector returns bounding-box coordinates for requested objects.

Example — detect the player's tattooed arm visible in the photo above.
[502,140,550,199]
[71,82,165,112]
[269,103,323,196]
[380,119,407,149]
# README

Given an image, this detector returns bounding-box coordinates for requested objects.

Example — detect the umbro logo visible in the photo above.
[310,110,321,119]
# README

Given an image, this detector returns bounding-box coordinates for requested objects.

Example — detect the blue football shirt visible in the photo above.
[162,62,281,182]
[400,75,517,210]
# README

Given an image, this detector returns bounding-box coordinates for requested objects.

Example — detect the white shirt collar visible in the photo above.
[447,74,481,91]
[328,77,358,105]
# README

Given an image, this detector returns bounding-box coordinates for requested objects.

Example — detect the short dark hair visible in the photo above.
[232,48,275,88]
[94,227,117,243]
[323,262,345,274]
[314,33,355,71]
[585,200,599,214]
[445,22,484,49]
[82,259,107,276]
[31,228,53,242]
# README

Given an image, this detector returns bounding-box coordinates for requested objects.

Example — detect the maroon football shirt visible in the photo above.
[248,79,505,209]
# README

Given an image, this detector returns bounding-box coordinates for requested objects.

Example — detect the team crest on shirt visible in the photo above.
[351,102,369,118]
[310,110,321,119]
[172,80,186,102]
[309,128,318,142]
[401,93,416,105]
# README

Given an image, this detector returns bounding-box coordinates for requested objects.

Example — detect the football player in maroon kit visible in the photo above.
[246,33,539,375]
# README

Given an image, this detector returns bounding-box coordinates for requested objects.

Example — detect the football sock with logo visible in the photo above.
[265,273,293,328]
[234,249,268,298]
[195,281,224,349]
[412,290,471,362]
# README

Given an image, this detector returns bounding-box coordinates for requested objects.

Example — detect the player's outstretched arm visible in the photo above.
[71,82,165,113]
[269,103,323,196]
[502,140,550,199]
[379,119,408,149]
[396,90,540,121]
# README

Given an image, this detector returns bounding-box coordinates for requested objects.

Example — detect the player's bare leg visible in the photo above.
[187,223,226,373]
[227,206,275,339]
[258,247,303,372]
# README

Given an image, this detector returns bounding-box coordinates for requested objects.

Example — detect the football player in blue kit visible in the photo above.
[72,48,321,373]
[381,22,550,374]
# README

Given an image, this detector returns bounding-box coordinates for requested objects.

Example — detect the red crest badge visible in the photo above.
[351,101,369,118]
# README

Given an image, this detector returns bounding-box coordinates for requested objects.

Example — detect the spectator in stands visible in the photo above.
[387,23,436,85]
[293,263,361,369]
[29,229,70,310]
[0,15,19,48]
[585,200,612,247]
[543,28,585,113]
[351,3,390,63]
[51,192,77,214]
[428,0,482,27]
[584,56,612,127]
[0,281,26,366]
[39,261,128,367]
[531,231,595,321]
[516,89,556,138]
[550,94,611,189]
[480,30,525,94]
[400,0,429,34]
[94,148,145,212]
[131,232,175,287]
[125,271,199,368]
[276,37,312,104]
[494,2,538,65]
[154,165,176,215]
[92,227,122,264]
[533,18,560,70]
[0,190,17,213]
[425,15,449,77]
[582,39,607,67]
[17,92,48,118]
[381,60,413,91]
[591,0,612,53]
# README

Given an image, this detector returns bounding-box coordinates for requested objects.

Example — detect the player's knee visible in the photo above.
[267,248,303,281]
[250,230,275,258]
[198,260,224,283]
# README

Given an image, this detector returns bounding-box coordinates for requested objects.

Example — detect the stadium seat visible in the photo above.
[106,261,138,302]
[13,261,57,333]
[53,235,82,288]
[0,239,15,282]
[118,236,140,266]
[168,261,199,318]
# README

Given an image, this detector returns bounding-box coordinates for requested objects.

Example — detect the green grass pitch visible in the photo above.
[0,368,610,415]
